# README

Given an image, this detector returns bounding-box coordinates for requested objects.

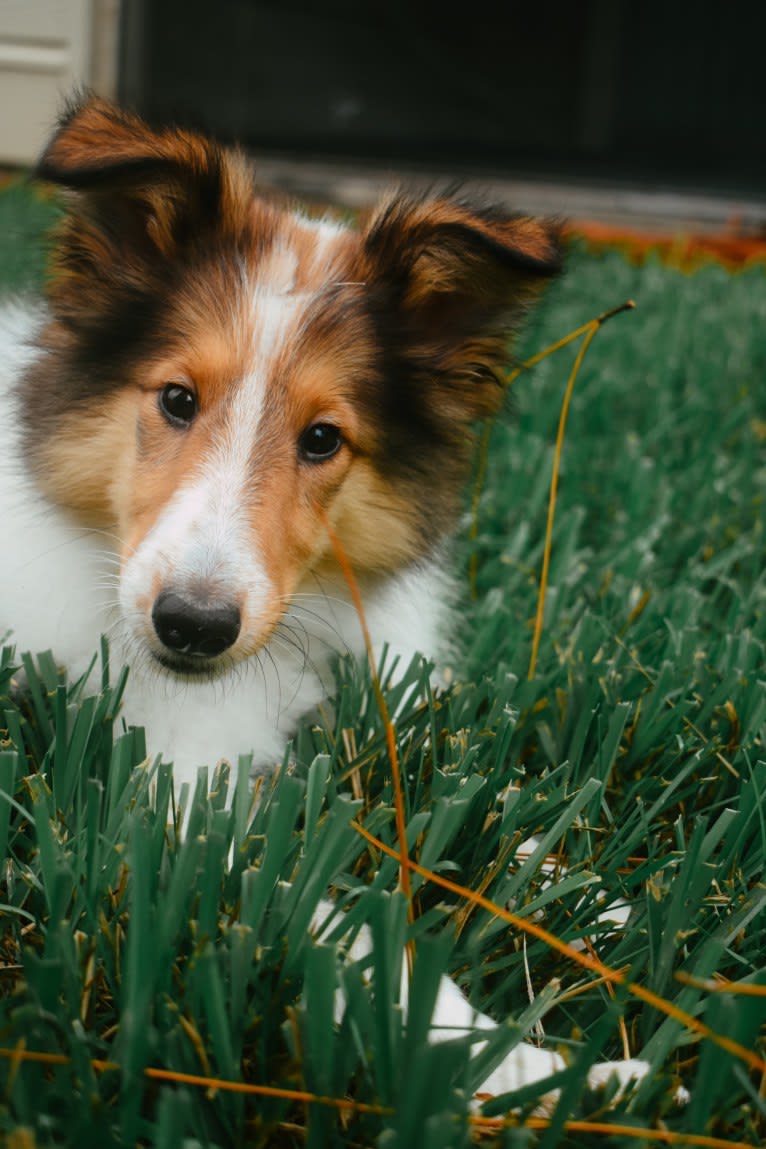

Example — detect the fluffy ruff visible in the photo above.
[0,97,651,1107]
[1,96,562,792]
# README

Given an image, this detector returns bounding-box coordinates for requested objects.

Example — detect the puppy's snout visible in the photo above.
[152,590,241,658]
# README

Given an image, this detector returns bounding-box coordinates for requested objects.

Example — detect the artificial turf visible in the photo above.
[1,178,765,1147]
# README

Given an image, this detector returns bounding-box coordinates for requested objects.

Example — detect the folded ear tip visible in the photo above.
[48,90,123,142]
[35,93,123,184]
[57,87,99,122]
[482,213,564,278]
[363,191,564,285]
[34,99,215,203]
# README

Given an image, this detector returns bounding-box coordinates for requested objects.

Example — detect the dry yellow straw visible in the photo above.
[0,1045,759,1147]
[351,819,766,1077]
[467,301,636,678]
[318,506,416,975]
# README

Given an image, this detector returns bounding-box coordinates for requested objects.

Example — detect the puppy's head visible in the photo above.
[22,97,561,676]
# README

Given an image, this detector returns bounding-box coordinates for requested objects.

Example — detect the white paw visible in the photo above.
[588,1058,692,1108]
[586,1057,650,1095]
[476,1052,652,1113]
[477,1042,566,1100]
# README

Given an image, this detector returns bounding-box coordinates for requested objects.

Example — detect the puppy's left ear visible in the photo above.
[362,193,562,416]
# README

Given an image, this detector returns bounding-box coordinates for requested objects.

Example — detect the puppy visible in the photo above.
[0,97,648,1107]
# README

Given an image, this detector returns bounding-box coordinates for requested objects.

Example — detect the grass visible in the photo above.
[1,177,765,1147]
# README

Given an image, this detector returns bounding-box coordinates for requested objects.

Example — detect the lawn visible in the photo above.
[1,179,765,1148]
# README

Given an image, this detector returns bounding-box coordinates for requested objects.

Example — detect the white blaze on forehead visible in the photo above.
[296,213,349,279]
[246,282,305,365]
[120,264,311,636]
[258,239,299,295]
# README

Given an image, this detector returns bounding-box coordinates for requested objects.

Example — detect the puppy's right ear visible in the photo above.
[36,96,252,310]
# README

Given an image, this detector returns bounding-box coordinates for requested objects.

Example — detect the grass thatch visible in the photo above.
[1,180,765,1147]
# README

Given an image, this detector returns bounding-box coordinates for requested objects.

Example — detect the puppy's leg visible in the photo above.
[425,971,650,1106]
[312,901,648,1106]
[426,971,565,1097]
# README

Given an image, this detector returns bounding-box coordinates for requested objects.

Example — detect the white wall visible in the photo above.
[0,0,119,164]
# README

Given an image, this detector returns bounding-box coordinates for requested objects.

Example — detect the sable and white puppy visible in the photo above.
[0,98,647,1103]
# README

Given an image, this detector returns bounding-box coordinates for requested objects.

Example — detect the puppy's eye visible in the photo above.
[159,383,197,426]
[299,423,343,462]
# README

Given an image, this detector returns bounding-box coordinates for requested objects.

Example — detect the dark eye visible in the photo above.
[159,383,197,426]
[298,423,343,462]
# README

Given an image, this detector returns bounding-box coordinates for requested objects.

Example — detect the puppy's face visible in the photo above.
[93,222,416,673]
[23,99,560,675]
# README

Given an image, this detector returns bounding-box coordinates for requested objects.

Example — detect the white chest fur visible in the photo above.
[0,303,451,789]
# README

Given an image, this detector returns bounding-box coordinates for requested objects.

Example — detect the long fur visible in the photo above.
[0,98,651,1106]
[2,96,563,791]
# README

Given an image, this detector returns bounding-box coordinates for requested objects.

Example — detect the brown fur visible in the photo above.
[21,97,561,653]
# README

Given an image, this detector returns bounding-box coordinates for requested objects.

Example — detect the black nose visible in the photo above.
[152,591,241,658]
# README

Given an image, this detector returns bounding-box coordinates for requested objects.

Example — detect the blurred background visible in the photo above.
[1,0,764,240]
